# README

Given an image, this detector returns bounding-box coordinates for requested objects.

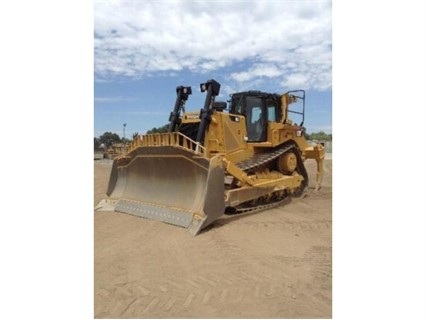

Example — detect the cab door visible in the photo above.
[245,96,267,142]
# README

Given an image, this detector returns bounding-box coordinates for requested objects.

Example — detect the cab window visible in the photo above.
[246,96,264,141]
[267,106,276,121]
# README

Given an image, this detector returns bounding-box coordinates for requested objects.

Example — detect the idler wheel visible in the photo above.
[278,152,297,174]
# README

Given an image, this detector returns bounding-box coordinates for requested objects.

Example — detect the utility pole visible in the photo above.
[122,123,127,155]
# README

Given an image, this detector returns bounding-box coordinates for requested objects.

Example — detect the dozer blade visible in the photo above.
[96,146,225,235]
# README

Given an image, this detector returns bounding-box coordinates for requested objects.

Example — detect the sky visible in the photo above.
[94,0,332,138]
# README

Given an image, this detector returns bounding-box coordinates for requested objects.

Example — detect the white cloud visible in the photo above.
[282,73,311,89]
[230,63,282,82]
[94,0,331,91]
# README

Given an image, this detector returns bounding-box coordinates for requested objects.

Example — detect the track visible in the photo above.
[229,142,309,213]
[236,143,295,171]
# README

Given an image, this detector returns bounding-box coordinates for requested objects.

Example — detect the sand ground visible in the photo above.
[94,156,332,318]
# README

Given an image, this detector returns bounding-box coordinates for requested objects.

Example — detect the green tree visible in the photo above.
[306,131,332,141]
[98,132,121,147]
[94,137,101,149]
[147,124,169,134]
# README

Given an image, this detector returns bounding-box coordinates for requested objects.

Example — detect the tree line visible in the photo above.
[94,127,331,149]
[94,132,128,149]
[304,131,332,141]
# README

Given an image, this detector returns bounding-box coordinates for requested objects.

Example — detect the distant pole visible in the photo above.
[122,123,127,155]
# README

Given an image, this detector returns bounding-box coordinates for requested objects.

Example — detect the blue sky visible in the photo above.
[94,0,332,138]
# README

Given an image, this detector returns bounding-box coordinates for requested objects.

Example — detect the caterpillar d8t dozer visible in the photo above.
[96,79,325,235]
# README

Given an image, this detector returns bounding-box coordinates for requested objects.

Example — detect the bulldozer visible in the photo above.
[96,79,325,235]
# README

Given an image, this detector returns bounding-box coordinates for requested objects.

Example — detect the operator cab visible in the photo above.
[229,91,281,142]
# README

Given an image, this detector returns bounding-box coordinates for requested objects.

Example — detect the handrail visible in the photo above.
[128,132,206,156]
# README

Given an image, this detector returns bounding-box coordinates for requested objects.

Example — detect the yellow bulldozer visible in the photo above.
[96,79,324,235]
